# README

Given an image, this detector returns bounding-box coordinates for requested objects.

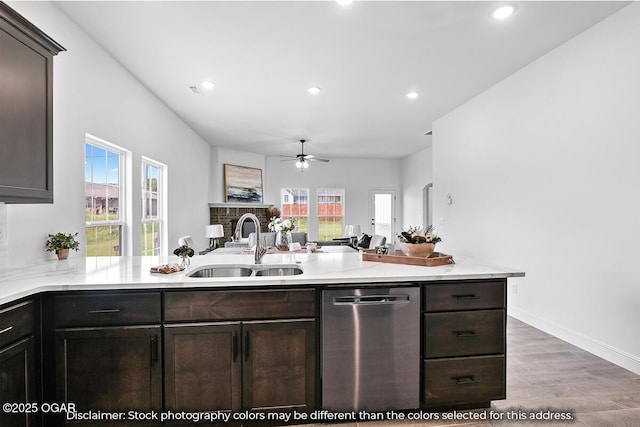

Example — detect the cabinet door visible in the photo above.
[55,326,161,422]
[242,319,316,411]
[0,337,35,427]
[164,322,241,413]
[0,18,52,203]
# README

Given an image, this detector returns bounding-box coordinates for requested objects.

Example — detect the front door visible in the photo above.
[370,189,396,244]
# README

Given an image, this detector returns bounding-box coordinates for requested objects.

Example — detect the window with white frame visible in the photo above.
[85,136,126,256]
[141,158,165,256]
[317,188,344,240]
[280,188,309,233]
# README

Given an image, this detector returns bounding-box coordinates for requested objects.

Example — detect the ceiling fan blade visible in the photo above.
[308,157,330,163]
[280,158,299,162]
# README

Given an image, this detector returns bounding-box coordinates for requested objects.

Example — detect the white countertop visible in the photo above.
[0,252,524,305]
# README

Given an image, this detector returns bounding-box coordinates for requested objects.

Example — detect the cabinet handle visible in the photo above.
[0,326,13,334]
[454,330,478,338]
[88,309,121,314]
[232,332,238,362]
[244,332,250,362]
[452,294,479,300]
[454,376,478,385]
[150,336,159,365]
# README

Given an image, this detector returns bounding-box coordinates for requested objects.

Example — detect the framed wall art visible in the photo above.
[223,163,263,203]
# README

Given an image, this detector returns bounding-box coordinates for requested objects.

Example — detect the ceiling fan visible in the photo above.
[280,139,329,170]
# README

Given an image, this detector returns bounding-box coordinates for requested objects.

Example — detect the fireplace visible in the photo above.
[209,203,270,243]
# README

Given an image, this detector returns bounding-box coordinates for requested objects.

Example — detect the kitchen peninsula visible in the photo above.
[0,253,523,426]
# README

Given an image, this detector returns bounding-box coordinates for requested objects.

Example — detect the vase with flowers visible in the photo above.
[268,216,297,250]
[173,245,194,267]
[397,225,442,258]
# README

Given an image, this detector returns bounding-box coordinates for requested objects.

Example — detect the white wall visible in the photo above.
[265,157,402,241]
[209,146,266,203]
[401,145,433,230]
[433,3,640,373]
[1,1,211,264]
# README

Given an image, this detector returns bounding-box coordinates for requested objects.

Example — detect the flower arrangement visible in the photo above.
[46,232,80,252]
[268,216,297,233]
[173,245,195,258]
[173,244,195,267]
[397,225,442,245]
[397,225,441,258]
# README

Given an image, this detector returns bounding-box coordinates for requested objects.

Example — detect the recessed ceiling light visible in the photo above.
[201,80,216,90]
[492,5,514,20]
[407,91,419,100]
[308,87,321,95]
[336,0,353,5]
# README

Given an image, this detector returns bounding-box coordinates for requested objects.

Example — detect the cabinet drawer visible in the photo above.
[424,281,505,312]
[423,355,505,407]
[54,293,161,327]
[165,289,316,322]
[0,300,34,348]
[424,310,504,358]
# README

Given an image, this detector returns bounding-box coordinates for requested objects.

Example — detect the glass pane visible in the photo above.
[141,221,160,256]
[86,225,121,257]
[374,193,392,242]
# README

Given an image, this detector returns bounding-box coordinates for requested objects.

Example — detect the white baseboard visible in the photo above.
[508,305,640,375]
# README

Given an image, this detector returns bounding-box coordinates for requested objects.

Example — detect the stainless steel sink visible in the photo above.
[186,264,303,278]
[187,265,253,277]
[254,265,304,276]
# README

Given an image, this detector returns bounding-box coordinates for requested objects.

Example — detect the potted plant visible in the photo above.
[397,225,442,258]
[46,232,80,260]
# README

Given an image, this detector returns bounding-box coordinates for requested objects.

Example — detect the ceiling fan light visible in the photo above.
[303,161,309,169]
[307,86,321,95]
[295,159,304,168]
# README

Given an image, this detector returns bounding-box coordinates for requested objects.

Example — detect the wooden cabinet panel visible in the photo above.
[423,310,505,358]
[423,355,505,407]
[164,322,242,412]
[55,326,162,420]
[243,320,315,411]
[54,292,161,327]
[0,3,64,203]
[0,300,33,348]
[423,280,505,312]
[0,337,36,427]
[165,289,315,322]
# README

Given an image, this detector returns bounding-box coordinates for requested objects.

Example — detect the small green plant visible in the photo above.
[46,232,80,252]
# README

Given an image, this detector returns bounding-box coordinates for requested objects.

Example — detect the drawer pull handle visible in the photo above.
[0,326,13,334]
[454,376,477,385]
[453,294,479,300]
[454,330,478,338]
[244,332,250,362]
[88,309,121,314]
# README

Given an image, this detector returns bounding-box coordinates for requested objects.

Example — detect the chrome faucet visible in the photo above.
[234,213,267,264]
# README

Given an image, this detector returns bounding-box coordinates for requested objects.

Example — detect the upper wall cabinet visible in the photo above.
[0,2,65,203]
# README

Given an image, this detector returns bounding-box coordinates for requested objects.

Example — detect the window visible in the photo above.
[85,136,126,256]
[317,188,344,240]
[141,158,165,256]
[281,188,309,233]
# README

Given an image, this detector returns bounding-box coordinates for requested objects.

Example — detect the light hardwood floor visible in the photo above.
[310,316,640,427]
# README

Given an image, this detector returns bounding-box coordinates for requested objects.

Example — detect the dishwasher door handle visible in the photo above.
[333,295,410,305]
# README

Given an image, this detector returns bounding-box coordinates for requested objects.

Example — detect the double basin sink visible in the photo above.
[187,264,303,278]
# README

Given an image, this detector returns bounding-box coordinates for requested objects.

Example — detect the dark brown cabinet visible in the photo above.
[52,293,162,426]
[164,289,317,417]
[0,2,64,203]
[0,299,36,427]
[422,279,506,408]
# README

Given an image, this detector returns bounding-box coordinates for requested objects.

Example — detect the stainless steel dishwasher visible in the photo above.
[322,286,420,411]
